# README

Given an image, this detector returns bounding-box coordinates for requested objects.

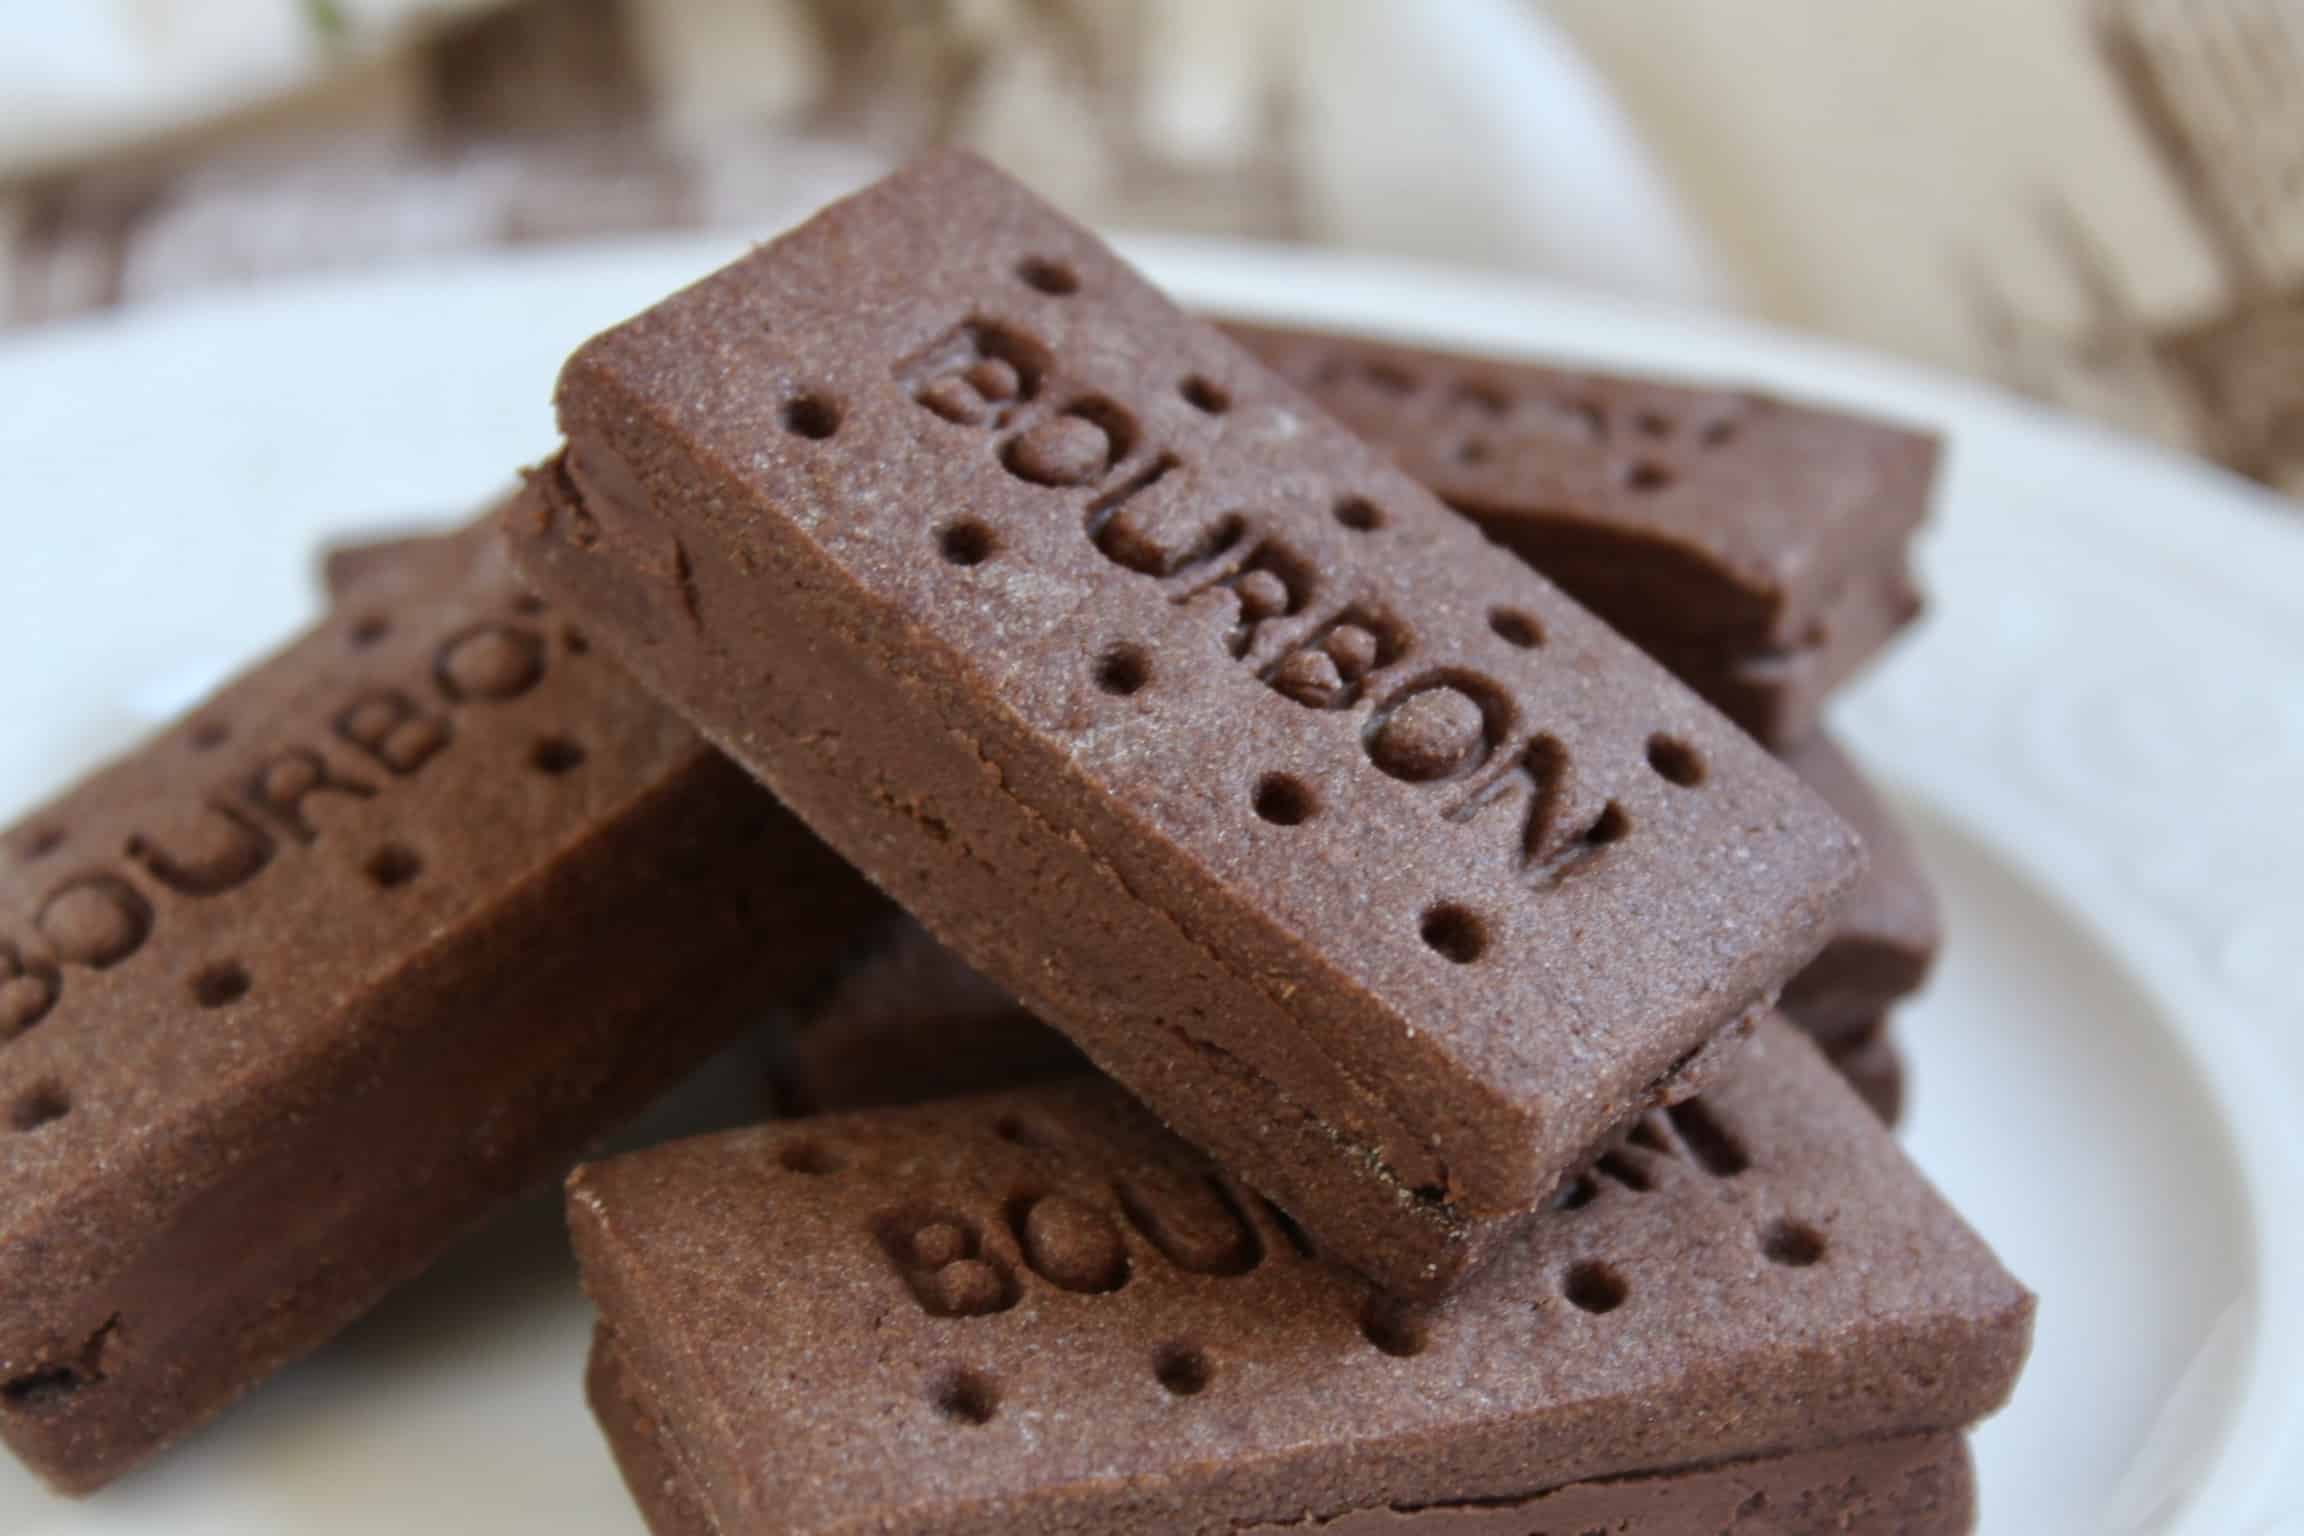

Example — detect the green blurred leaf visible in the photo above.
[303,0,349,41]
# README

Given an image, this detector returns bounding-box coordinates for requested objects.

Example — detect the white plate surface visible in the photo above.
[1,233,2300,1536]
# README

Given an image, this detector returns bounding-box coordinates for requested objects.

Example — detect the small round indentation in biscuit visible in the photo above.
[1154,1344,1212,1396]
[1762,1219,1826,1268]
[1488,608,1543,649]
[1645,735,1705,788]
[350,613,391,649]
[1361,360,1416,396]
[1359,1297,1428,1358]
[192,961,251,1009]
[1624,460,1673,493]
[1094,646,1150,697]
[1017,257,1079,296]
[931,1369,1000,1425]
[365,843,422,890]
[1180,375,1229,415]
[994,1115,1042,1148]
[1333,496,1383,532]
[513,593,548,616]
[1634,410,1673,438]
[1455,435,1492,466]
[562,626,590,656]
[1252,773,1317,827]
[1564,1260,1628,1313]
[779,1139,842,1176]
[782,394,841,441]
[189,719,230,751]
[21,826,65,862]
[1453,379,1511,416]
[1418,904,1487,964]
[1701,418,1739,447]
[8,1082,69,1133]
[531,737,586,776]
[939,521,995,567]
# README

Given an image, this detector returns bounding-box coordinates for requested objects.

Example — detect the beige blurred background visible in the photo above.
[5,0,2299,499]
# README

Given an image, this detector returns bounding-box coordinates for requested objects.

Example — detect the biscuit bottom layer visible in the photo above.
[585,1326,1975,1536]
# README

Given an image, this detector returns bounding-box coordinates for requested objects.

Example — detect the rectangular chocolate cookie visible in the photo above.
[1642,555,1922,747]
[779,916,1908,1128]
[1775,735,1940,1042]
[318,519,490,598]
[511,151,1864,1296]
[1222,321,1937,745]
[1828,1020,1905,1126]
[590,1332,1974,1535]
[775,728,1930,1122]
[767,915,1091,1116]
[0,521,881,1494]
[569,1015,2030,1536]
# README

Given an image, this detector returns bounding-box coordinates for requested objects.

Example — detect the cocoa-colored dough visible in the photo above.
[779,917,1905,1134]
[776,731,1930,1122]
[1642,556,1924,747]
[1777,736,1940,1042]
[769,916,1089,1115]
[1223,321,1937,746]
[511,150,1863,1296]
[317,520,497,599]
[1829,1022,1907,1126]
[589,1327,1976,1535]
[570,1016,2028,1536]
[0,518,881,1494]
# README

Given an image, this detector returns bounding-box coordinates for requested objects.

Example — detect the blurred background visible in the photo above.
[4,0,2300,501]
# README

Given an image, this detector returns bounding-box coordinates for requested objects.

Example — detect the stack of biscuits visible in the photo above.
[0,153,2027,1532]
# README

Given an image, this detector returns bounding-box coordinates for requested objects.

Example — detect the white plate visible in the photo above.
[1,233,2300,1536]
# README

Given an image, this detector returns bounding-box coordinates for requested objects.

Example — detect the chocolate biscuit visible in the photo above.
[590,1331,1976,1535]
[780,916,1907,1134]
[0,521,880,1493]
[1828,1022,1906,1126]
[512,152,1863,1295]
[777,728,1930,1120]
[1642,557,1924,747]
[1223,321,1937,744]
[1777,735,1940,1042]
[768,917,1089,1116]
[570,1015,2030,1536]
[318,520,493,598]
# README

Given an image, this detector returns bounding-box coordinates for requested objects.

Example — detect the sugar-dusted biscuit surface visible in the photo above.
[571,1017,2029,1536]
[1777,735,1941,1039]
[589,1330,1978,1536]
[516,151,1862,1294]
[0,524,878,1493]
[1221,319,1937,654]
